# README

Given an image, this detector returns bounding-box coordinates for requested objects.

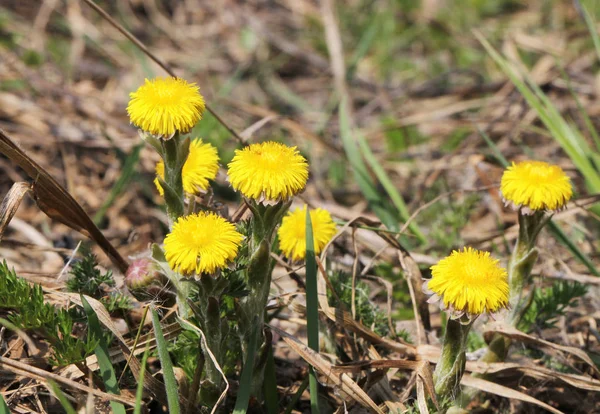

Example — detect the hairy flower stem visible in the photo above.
[480,211,548,363]
[434,318,473,400]
[171,277,193,319]
[146,132,192,318]
[160,134,190,227]
[197,293,225,404]
[236,200,291,396]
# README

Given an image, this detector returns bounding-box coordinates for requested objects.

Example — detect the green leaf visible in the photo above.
[81,295,126,414]
[151,307,180,414]
[305,210,320,414]
[48,381,77,414]
[233,317,259,414]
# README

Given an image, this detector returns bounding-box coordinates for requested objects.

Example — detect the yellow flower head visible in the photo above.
[164,212,242,275]
[426,247,508,319]
[155,139,219,195]
[227,141,308,202]
[278,205,337,261]
[127,77,205,137]
[500,160,572,214]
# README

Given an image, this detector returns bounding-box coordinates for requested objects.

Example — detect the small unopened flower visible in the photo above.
[164,212,242,275]
[125,258,162,290]
[278,205,336,261]
[125,258,174,303]
[425,247,509,321]
[127,77,205,137]
[500,160,572,214]
[154,138,219,195]
[227,141,308,203]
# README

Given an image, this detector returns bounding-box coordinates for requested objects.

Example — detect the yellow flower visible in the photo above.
[278,206,337,261]
[164,212,242,275]
[127,77,205,137]
[227,141,308,202]
[426,247,508,318]
[155,139,219,195]
[500,160,572,213]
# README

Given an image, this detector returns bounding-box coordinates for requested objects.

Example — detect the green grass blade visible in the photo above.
[268,75,312,113]
[81,295,126,414]
[263,344,279,414]
[134,344,151,414]
[476,32,600,193]
[479,127,509,166]
[0,393,10,414]
[339,98,399,230]
[151,308,180,414]
[305,209,320,414]
[547,221,600,276]
[233,318,259,414]
[48,381,77,414]
[356,131,426,242]
[581,3,600,64]
[347,17,379,80]
[93,143,143,225]
[557,64,600,152]
[283,377,309,414]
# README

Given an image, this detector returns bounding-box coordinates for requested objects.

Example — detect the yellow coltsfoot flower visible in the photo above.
[155,138,219,195]
[127,77,205,137]
[227,141,308,203]
[425,247,509,321]
[500,160,572,214]
[164,212,242,276]
[278,205,336,261]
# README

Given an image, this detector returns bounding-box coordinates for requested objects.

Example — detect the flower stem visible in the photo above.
[160,133,189,227]
[235,199,291,397]
[171,274,193,320]
[479,211,546,364]
[155,133,193,317]
[434,318,473,401]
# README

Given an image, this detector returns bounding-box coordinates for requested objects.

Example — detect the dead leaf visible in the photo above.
[0,182,30,242]
[485,323,600,376]
[0,129,128,273]
[461,374,564,414]
[270,324,385,414]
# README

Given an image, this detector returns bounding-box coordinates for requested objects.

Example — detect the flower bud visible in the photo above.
[125,258,172,304]
[126,258,162,289]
